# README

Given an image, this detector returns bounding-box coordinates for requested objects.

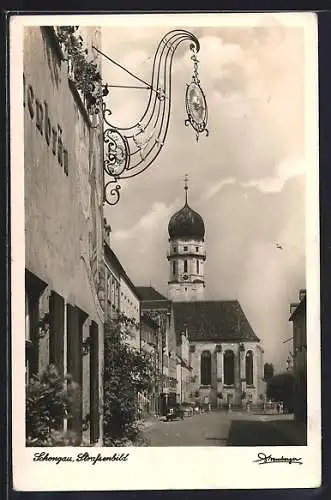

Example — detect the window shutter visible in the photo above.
[90,321,100,444]
[66,304,83,442]
[49,291,65,374]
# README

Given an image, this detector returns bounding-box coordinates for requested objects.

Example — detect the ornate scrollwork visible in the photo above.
[104,180,121,206]
[103,127,129,177]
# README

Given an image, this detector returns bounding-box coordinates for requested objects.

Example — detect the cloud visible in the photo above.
[201,177,236,201]
[112,200,177,241]
[242,156,305,193]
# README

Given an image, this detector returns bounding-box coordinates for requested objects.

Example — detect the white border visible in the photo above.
[11,13,320,491]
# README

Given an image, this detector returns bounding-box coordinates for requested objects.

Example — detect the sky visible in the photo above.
[99,17,306,372]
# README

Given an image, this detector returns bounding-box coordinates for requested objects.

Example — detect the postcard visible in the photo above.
[10,12,320,490]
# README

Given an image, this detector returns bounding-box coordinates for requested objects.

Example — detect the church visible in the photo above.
[166,179,265,408]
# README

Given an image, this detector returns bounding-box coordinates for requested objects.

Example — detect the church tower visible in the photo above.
[167,176,206,302]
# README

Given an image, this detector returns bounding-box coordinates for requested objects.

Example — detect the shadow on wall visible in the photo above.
[41,27,61,88]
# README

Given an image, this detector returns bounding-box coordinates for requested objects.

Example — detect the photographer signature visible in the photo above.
[254,452,303,465]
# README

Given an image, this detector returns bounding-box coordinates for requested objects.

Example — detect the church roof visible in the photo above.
[168,178,205,240]
[173,301,260,343]
[168,202,205,240]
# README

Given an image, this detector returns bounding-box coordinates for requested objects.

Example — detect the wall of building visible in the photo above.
[24,26,104,445]
[119,277,140,348]
[291,293,307,423]
[189,341,263,406]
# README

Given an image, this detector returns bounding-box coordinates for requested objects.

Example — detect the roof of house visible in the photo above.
[136,286,169,303]
[173,300,260,343]
[104,240,138,297]
[289,294,306,321]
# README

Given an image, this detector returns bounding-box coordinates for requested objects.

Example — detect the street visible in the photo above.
[142,411,307,447]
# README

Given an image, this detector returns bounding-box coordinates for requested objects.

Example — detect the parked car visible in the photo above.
[165,404,184,421]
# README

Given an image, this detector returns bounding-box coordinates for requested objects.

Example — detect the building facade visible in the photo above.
[289,289,307,423]
[176,330,193,404]
[136,287,178,414]
[140,312,162,416]
[24,26,105,445]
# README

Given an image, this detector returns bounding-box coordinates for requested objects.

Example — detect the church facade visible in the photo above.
[166,181,265,407]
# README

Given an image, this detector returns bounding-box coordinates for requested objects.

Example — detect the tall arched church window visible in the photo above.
[172,261,176,276]
[184,260,188,273]
[245,350,254,385]
[224,350,235,385]
[196,259,200,274]
[201,350,211,385]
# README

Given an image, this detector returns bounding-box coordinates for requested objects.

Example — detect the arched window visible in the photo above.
[201,350,211,385]
[245,350,254,385]
[184,260,188,273]
[172,261,176,276]
[224,350,235,385]
[196,259,200,274]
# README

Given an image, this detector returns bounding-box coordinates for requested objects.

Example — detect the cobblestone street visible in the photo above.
[142,411,306,447]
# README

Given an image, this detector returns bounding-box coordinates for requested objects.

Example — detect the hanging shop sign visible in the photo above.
[23,73,69,175]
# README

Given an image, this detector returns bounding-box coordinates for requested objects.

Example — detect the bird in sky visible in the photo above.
[275,243,283,250]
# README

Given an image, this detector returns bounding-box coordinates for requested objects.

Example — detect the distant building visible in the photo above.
[104,237,140,348]
[176,328,193,404]
[289,289,307,422]
[136,287,178,414]
[140,311,162,416]
[166,181,265,407]
[173,301,264,407]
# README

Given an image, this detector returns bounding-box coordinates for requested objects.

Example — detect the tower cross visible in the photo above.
[184,173,189,204]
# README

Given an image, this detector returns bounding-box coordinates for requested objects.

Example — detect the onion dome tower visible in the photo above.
[167,175,206,302]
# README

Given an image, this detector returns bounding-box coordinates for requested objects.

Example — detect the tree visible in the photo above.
[263,362,274,381]
[266,372,295,412]
[26,364,81,446]
[103,315,157,446]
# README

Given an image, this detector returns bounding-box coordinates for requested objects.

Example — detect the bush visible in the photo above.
[103,316,156,446]
[26,364,81,446]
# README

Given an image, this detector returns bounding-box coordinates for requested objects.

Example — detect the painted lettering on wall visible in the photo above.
[23,73,69,176]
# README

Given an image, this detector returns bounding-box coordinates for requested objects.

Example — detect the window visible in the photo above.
[196,259,200,274]
[184,260,188,273]
[201,351,211,385]
[224,350,235,385]
[173,246,177,253]
[196,246,199,252]
[245,350,254,385]
[172,261,176,276]
[184,246,188,251]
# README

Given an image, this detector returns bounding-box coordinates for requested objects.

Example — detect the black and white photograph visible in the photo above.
[11,12,320,491]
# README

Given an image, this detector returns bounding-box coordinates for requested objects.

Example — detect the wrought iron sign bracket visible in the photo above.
[92,29,209,206]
